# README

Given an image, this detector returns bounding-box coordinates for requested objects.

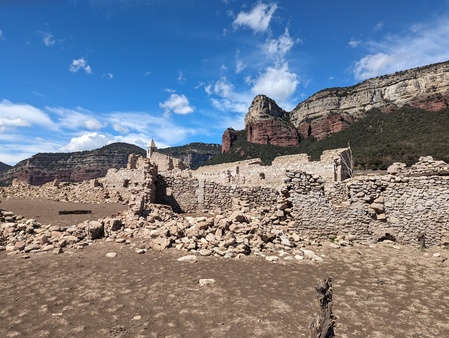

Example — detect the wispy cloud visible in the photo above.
[0,99,58,132]
[46,106,106,130]
[261,28,297,63]
[159,93,194,115]
[0,29,4,41]
[232,2,278,33]
[177,71,185,83]
[204,78,253,130]
[348,39,361,48]
[235,50,247,74]
[353,16,449,80]
[69,57,92,74]
[102,72,113,79]
[0,99,201,164]
[373,21,384,32]
[38,31,56,46]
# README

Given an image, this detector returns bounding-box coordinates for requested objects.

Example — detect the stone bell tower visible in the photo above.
[147,139,157,158]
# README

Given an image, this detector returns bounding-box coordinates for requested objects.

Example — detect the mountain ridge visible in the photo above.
[0,143,146,186]
[231,59,449,151]
[0,162,12,173]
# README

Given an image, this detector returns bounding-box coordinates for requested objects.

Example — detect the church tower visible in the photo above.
[147,139,157,158]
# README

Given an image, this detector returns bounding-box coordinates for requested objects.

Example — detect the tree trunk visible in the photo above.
[310,277,335,338]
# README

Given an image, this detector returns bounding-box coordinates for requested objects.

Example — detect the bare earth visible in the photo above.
[1,198,449,338]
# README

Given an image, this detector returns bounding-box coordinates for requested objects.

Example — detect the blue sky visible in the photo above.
[2,0,449,165]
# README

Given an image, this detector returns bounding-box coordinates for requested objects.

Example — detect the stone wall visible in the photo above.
[192,148,352,188]
[155,172,278,213]
[100,154,157,203]
[153,162,449,247]
[282,171,449,247]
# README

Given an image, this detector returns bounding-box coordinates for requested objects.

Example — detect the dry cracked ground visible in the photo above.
[1,198,448,338]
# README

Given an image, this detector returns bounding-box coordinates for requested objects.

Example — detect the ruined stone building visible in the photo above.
[99,140,449,248]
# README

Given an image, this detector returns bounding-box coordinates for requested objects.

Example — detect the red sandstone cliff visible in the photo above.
[226,60,449,149]
[222,128,241,153]
[244,95,299,146]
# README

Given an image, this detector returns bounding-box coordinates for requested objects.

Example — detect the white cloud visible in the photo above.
[107,112,197,145]
[348,39,361,48]
[0,99,201,164]
[69,58,92,74]
[103,72,113,79]
[236,57,247,74]
[177,71,185,82]
[0,100,57,132]
[233,2,278,33]
[112,122,129,134]
[250,63,299,104]
[204,78,253,130]
[262,28,296,62]
[60,132,110,152]
[159,94,194,115]
[373,21,384,32]
[0,29,4,40]
[353,17,449,80]
[46,107,105,130]
[41,31,55,46]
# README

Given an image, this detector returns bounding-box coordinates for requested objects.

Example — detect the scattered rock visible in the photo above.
[199,279,215,286]
[177,255,197,263]
[302,250,323,262]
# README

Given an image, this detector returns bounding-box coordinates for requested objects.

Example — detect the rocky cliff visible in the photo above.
[244,95,300,147]
[0,143,146,186]
[222,128,241,154]
[157,142,221,169]
[241,60,449,144]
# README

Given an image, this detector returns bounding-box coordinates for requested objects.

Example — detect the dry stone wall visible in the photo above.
[193,148,352,188]
[282,171,449,247]
[157,164,449,247]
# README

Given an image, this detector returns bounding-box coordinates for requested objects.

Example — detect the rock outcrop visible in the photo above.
[222,128,241,153]
[0,143,146,186]
[291,61,449,139]
[237,60,449,145]
[245,95,299,146]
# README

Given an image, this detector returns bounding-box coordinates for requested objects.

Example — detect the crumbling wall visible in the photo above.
[100,154,157,203]
[283,170,449,247]
[192,148,351,188]
[155,173,278,213]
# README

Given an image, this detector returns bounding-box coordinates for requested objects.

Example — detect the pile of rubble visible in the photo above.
[388,156,449,176]
[0,191,358,261]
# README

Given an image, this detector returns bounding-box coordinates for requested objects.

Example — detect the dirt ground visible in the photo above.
[0,197,128,227]
[1,198,449,337]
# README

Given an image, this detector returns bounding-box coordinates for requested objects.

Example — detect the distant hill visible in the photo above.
[157,142,221,169]
[0,162,12,172]
[0,142,146,186]
[204,106,449,170]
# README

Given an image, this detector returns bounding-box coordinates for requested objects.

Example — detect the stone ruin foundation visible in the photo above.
[1,148,449,257]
